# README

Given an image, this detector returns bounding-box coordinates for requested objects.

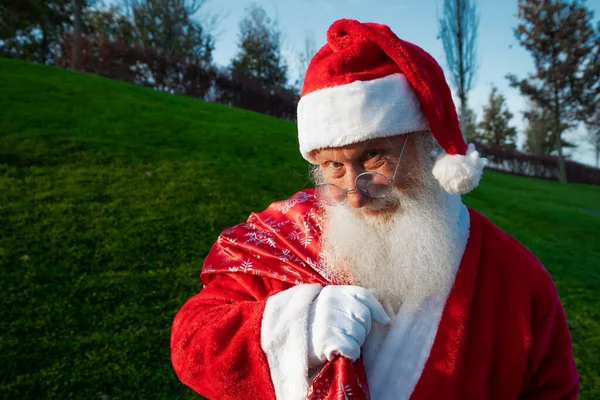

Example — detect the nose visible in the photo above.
[345,167,370,209]
[347,190,370,208]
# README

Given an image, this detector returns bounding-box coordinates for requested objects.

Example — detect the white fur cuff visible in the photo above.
[261,284,323,400]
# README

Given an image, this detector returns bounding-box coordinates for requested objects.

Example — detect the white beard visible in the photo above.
[320,177,459,313]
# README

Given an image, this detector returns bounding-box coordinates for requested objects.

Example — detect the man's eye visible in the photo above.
[328,161,343,168]
[365,149,382,159]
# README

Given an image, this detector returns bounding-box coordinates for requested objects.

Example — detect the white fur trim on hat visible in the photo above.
[432,144,488,195]
[297,73,429,162]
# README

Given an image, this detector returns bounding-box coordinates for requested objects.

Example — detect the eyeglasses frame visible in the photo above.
[314,134,410,206]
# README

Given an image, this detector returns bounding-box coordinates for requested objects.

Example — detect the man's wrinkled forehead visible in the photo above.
[311,135,403,159]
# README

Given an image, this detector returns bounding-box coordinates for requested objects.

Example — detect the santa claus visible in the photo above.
[171,19,579,400]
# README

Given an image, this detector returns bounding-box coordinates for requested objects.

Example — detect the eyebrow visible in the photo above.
[361,141,393,153]
[315,138,397,161]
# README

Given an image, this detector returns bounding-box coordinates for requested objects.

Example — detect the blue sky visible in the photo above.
[202,0,599,166]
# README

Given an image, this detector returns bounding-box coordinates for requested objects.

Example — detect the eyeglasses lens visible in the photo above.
[355,172,393,198]
[314,184,346,206]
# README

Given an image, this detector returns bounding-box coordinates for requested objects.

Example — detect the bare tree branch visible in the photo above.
[72,0,82,71]
[438,0,479,138]
[295,29,316,91]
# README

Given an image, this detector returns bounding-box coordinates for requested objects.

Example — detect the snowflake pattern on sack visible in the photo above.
[203,190,325,283]
[244,230,277,248]
[272,190,314,214]
[306,377,368,400]
[205,189,348,285]
[306,377,332,400]
[228,259,254,274]
[262,216,290,232]
[306,359,370,400]
[201,189,369,399]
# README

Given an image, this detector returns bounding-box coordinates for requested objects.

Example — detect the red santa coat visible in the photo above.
[171,190,579,400]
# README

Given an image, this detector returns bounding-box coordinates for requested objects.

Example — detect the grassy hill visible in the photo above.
[1,59,599,399]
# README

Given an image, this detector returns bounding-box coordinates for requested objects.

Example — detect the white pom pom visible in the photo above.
[432,144,488,195]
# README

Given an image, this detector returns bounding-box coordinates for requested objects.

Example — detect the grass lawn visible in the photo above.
[1,59,599,399]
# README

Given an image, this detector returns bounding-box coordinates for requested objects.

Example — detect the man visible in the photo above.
[171,19,579,400]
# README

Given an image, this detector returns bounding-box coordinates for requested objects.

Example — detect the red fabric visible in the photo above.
[171,190,366,399]
[307,357,370,399]
[171,274,283,399]
[412,207,579,399]
[171,189,579,399]
[302,19,467,156]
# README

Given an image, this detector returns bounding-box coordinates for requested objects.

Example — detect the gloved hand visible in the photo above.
[307,285,390,366]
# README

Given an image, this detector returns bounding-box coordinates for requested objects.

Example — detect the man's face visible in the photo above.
[315,132,457,311]
[311,133,427,216]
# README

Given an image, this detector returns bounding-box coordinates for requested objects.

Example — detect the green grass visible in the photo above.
[1,59,599,399]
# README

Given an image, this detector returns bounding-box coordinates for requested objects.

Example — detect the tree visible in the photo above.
[585,110,600,167]
[522,100,576,155]
[523,101,554,155]
[477,86,517,148]
[0,0,40,39]
[461,107,479,141]
[83,5,136,42]
[438,0,479,137]
[507,0,599,182]
[72,0,83,71]
[123,0,214,63]
[230,3,288,87]
[294,29,317,91]
[0,0,94,64]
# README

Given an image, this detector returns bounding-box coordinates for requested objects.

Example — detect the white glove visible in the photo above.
[307,285,390,366]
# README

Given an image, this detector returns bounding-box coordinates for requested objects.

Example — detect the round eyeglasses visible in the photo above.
[314,135,409,206]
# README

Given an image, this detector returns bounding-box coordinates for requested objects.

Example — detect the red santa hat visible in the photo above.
[297,19,487,195]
